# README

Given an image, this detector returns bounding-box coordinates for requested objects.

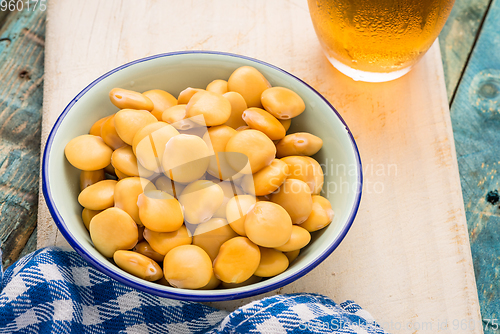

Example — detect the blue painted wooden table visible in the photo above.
[440,0,500,331]
[0,0,499,331]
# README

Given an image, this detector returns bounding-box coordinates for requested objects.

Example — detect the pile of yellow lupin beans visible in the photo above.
[65,65,334,290]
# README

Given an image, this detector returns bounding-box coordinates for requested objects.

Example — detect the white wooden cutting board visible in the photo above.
[38,1,483,332]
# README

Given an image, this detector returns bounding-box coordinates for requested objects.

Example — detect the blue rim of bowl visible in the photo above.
[42,50,363,302]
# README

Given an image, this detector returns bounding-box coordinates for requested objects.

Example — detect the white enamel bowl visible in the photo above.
[42,51,362,301]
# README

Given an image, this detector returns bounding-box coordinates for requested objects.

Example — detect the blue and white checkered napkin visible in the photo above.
[0,247,389,333]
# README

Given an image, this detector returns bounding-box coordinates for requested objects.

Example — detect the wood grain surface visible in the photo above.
[0,8,9,27]
[37,1,482,332]
[439,0,493,102]
[448,0,500,331]
[0,8,45,268]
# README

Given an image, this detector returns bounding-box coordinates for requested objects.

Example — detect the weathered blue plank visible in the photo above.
[449,0,500,331]
[0,8,45,268]
[439,0,492,102]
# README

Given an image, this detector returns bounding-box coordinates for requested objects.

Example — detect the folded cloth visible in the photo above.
[0,247,389,334]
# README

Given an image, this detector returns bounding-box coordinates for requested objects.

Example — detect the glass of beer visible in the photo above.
[308,0,455,82]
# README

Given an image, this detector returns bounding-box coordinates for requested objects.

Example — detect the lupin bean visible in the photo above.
[114,250,163,281]
[89,207,138,258]
[65,135,112,171]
